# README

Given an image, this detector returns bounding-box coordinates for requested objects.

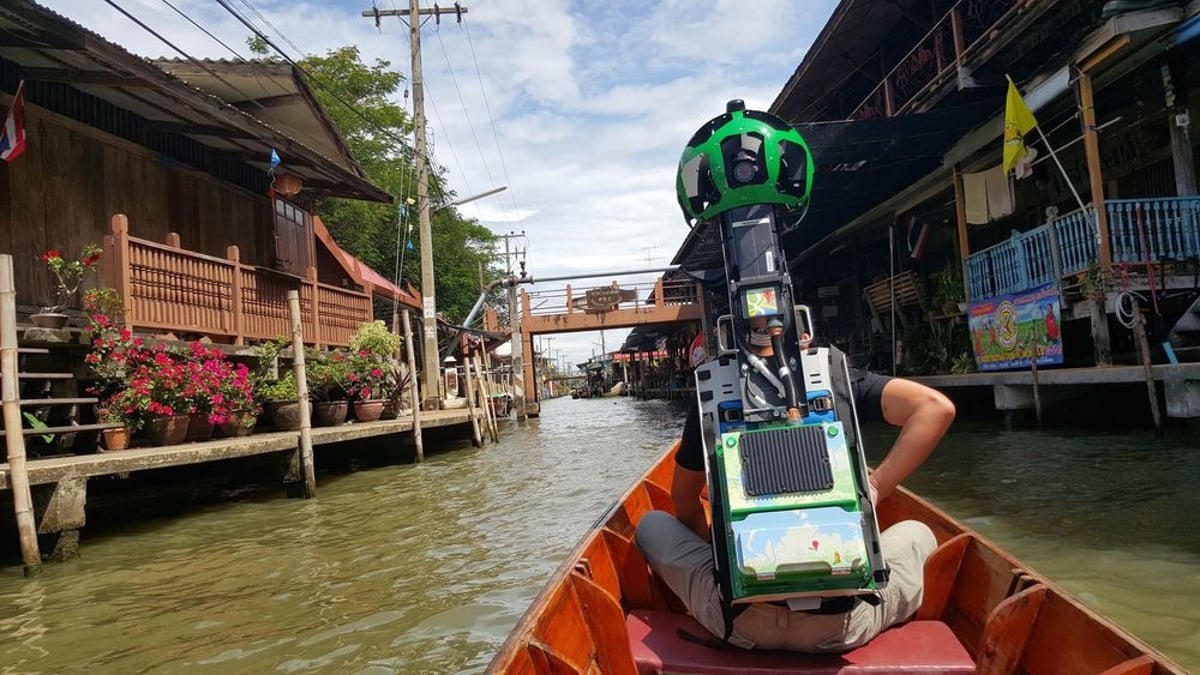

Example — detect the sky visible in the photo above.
[37,0,838,369]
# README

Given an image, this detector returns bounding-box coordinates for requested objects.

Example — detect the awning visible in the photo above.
[672,97,1003,272]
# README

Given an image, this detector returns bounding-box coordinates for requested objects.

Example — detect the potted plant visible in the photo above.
[32,244,102,328]
[213,361,261,437]
[307,348,350,426]
[96,402,133,451]
[181,341,227,442]
[348,320,402,422]
[258,372,302,431]
[934,263,966,315]
[109,346,190,446]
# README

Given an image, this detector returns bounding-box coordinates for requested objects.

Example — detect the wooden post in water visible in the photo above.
[402,310,424,462]
[1133,305,1164,438]
[462,353,483,447]
[1,255,42,577]
[1028,340,1043,428]
[475,354,498,442]
[287,290,316,498]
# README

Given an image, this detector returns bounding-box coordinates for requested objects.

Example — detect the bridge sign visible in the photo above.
[585,287,623,311]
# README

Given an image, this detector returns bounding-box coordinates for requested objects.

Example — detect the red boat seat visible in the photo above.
[626,609,975,674]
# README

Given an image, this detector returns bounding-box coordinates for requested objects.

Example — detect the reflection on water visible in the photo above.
[0,397,1196,672]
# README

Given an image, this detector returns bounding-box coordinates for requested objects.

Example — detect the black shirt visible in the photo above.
[675,366,892,472]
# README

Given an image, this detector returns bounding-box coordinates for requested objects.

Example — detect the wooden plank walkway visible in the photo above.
[910,363,1200,387]
[0,409,475,490]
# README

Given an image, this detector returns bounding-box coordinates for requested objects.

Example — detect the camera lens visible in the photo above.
[732,160,757,183]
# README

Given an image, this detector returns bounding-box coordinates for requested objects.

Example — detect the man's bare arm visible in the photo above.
[870,378,956,502]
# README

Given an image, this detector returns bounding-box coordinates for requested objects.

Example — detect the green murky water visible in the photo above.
[0,396,1196,673]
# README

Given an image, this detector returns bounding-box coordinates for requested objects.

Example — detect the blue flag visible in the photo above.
[270,148,280,169]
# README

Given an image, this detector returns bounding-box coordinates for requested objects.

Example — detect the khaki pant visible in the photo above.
[635,511,936,652]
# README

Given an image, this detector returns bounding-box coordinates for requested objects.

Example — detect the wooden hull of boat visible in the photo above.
[486,442,1188,674]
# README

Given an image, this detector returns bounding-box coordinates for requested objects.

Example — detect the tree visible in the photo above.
[250,40,504,323]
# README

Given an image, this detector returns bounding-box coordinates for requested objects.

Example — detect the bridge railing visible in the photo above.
[522,277,698,318]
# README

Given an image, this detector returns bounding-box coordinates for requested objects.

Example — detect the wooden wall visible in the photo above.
[0,103,275,309]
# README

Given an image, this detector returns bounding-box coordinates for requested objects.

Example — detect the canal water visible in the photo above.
[0,395,1197,673]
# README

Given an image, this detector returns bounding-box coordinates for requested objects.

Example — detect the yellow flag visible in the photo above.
[1003,77,1038,174]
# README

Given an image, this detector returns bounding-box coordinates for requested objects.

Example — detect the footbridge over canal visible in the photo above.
[516,272,704,412]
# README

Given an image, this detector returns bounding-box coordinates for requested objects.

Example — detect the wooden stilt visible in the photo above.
[1028,342,1043,428]
[1,255,42,577]
[402,310,424,462]
[1133,306,1164,438]
[286,291,316,498]
[462,353,483,447]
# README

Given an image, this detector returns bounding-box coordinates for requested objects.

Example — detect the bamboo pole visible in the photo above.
[402,310,424,462]
[1,255,42,577]
[475,354,498,442]
[462,353,483,447]
[287,291,316,498]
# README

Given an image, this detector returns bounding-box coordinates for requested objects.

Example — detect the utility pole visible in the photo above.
[494,230,527,419]
[362,1,468,410]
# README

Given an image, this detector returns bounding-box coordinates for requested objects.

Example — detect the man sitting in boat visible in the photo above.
[635,341,956,653]
[634,99,958,653]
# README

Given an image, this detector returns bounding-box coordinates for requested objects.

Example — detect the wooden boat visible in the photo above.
[486,441,1189,674]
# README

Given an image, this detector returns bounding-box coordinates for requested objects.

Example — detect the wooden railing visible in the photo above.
[851,0,1037,120]
[103,214,372,346]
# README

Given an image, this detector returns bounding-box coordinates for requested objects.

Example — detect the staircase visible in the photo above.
[3,346,122,456]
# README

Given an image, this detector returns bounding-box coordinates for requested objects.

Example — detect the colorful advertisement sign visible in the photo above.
[968,282,1064,371]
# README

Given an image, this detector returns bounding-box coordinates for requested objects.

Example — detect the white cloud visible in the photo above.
[34,0,836,367]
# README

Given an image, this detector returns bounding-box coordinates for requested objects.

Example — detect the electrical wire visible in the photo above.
[434,27,494,187]
[463,20,525,229]
[212,0,436,166]
[1116,290,1144,329]
[101,0,265,110]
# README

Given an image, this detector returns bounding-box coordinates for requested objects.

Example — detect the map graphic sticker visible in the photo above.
[745,287,779,317]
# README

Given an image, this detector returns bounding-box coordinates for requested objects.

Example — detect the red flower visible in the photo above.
[40,250,61,263]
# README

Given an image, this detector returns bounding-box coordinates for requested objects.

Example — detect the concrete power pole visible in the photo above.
[494,231,527,419]
[362,1,468,410]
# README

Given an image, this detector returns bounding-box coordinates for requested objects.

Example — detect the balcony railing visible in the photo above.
[966,196,1200,300]
[851,0,1035,120]
[103,214,372,346]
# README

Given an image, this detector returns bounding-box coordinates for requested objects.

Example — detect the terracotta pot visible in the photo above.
[219,410,258,437]
[312,400,348,427]
[30,312,69,329]
[354,399,386,423]
[144,414,190,446]
[185,412,214,442]
[269,400,302,431]
[101,426,131,451]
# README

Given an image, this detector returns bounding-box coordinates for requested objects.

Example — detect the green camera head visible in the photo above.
[676,100,814,227]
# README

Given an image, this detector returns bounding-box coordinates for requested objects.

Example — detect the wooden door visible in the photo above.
[273,198,312,276]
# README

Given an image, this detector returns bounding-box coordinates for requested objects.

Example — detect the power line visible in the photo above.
[100,0,266,110]
[434,28,494,187]
[463,20,525,231]
[213,0,436,168]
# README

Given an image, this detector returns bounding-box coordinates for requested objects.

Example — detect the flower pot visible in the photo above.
[354,399,386,423]
[30,312,69,329]
[101,426,131,451]
[269,400,302,431]
[144,414,190,446]
[219,410,259,437]
[380,398,400,421]
[185,412,214,442]
[312,400,348,427]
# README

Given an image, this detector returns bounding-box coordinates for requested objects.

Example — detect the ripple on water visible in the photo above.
[0,398,1196,673]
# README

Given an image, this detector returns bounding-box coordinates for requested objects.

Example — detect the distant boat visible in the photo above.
[486,441,1188,674]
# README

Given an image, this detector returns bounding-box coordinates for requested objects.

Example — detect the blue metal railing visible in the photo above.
[965,196,1200,301]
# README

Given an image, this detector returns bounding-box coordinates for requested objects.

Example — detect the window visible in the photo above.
[273,198,313,276]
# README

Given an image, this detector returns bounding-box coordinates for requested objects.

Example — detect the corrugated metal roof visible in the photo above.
[0,0,391,203]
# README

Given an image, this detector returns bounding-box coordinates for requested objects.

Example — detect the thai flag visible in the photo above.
[0,81,27,163]
[905,214,930,261]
